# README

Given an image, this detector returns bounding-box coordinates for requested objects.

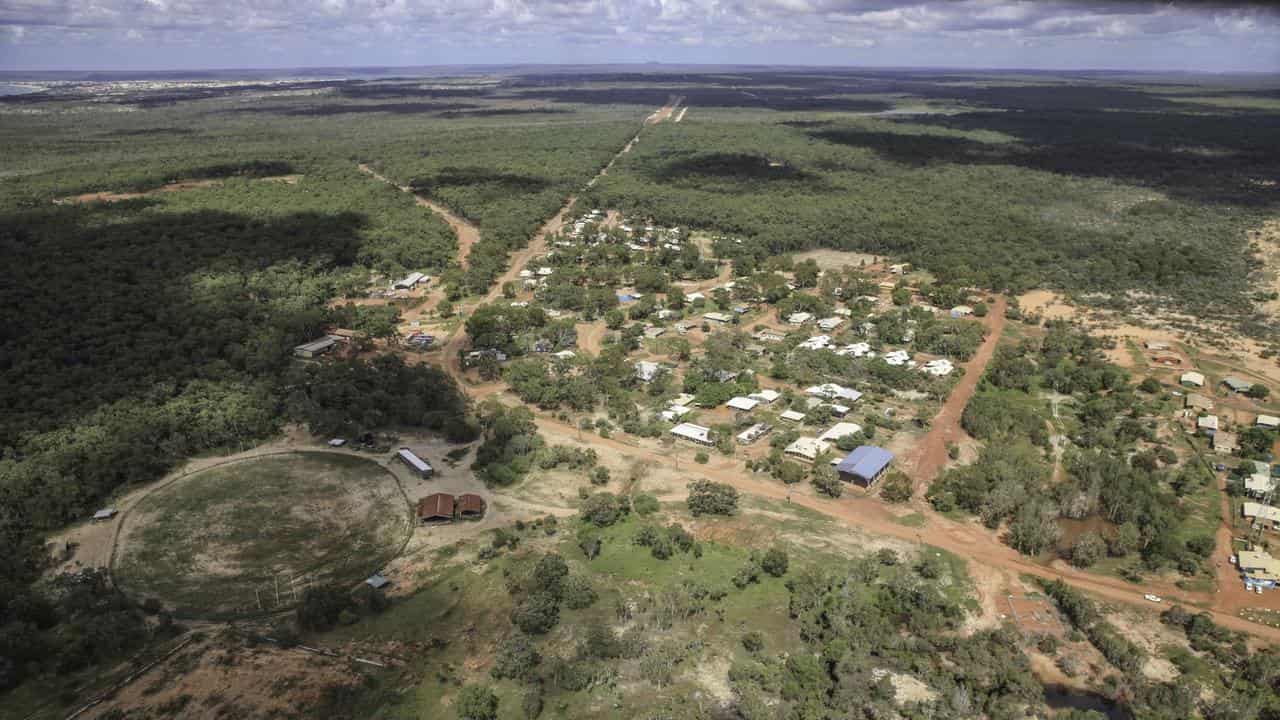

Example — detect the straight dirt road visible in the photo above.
[357,163,482,269]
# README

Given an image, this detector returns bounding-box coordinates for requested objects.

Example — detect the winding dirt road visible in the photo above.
[358,163,481,269]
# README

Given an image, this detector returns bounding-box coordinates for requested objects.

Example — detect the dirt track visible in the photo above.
[904,297,1008,491]
[357,163,481,269]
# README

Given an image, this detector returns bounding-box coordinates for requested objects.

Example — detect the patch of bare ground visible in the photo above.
[872,669,939,706]
[1103,609,1184,682]
[58,175,300,204]
[81,630,366,720]
[1252,219,1280,321]
[792,248,881,272]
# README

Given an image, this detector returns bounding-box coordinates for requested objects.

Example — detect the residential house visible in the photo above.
[660,405,693,422]
[1185,393,1215,412]
[685,292,706,303]
[922,359,955,377]
[785,437,831,462]
[1213,431,1239,454]
[819,422,863,444]
[671,393,696,407]
[1144,341,1171,351]
[754,328,785,343]
[703,312,733,324]
[1180,371,1206,388]
[457,494,486,519]
[798,335,832,351]
[817,316,845,332]
[835,342,873,358]
[1246,474,1276,498]
[749,389,781,404]
[787,312,814,326]
[1224,376,1254,394]
[635,361,663,383]
[671,423,714,446]
[552,350,577,360]
[92,508,117,521]
[737,423,772,445]
[1198,415,1220,435]
[643,326,666,339]
[1239,550,1280,590]
[393,271,427,290]
[779,409,806,422]
[950,305,973,318]
[889,263,910,274]
[883,350,912,366]
[1257,414,1280,430]
[806,383,863,404]
[835,446,894,487]
[727,396,760,412]
[1243,502,1280,530]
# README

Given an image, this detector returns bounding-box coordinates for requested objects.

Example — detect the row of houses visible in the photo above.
[1181,370,1265,397]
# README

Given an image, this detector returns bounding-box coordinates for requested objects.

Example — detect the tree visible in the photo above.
[687,480,739,516]
[1070,531,1106,568]
[879,472,913,504]
[580,492,628,527]
[762,547,789,577]
[511,591,560,635]
[437,299,454,318]
[604,309,625,330]
[562,575,598,609]
[632,493,660,516]
[491,634,542,681]
[777,461,806,485]
[1246,384,1270,400]
[972,301,989,317]
[1008,502,1061,556]
[892,286,911,306]
[456,684,499,720]
[296,586,351,632]
[530,553,569,599]
[811,464,843,498]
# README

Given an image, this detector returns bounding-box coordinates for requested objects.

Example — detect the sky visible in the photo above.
[1,1,1278,73]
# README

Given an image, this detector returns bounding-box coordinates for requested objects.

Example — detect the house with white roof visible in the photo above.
[670,423,714,446]
[819,422,864,444]
[1244,502,1280,529]
[835,342,873,358]
[784,437,831,462]
[1197,414,1219,435]
[779,409,806,422]
[922,359,955,377]
[635,361,663,383]
[552,350,576,360]
[1258,414,1280,430]
[787,312,814,325]
[1246,474,1276,498]
[737,423,772,445]
[883,350,912,366]
[806,383,863,403]
[703,312,733,323]
[750,389,781,404]
[1180,371,1206,388]
[661,405,694,422]
[817,317,846,332]
[685,292,706,302]
[798,335,832,351]
[727,396,759,412]
[671,393,696,407]
[754,328,786,343]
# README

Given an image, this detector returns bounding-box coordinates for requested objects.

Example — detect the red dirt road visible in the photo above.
[905,297,1008,491]
[357,163,481,269]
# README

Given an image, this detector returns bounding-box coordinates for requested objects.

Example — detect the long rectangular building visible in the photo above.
[398,447,434,478]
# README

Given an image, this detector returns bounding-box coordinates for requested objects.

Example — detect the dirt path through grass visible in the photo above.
[357,163,481,270]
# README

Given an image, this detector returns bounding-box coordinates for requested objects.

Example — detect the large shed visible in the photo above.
[836,446,894,487]
[398,448,434,478]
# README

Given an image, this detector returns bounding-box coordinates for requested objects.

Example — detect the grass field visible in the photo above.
[114,452,411,618]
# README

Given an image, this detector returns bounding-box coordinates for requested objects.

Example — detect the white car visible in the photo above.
[1143,594,1162,603]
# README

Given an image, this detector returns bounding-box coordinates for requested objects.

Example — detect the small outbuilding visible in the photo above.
[457,494,486,519]
[1185,393,1214,412]
[417,493,454,523]
[1224,376,1254,394]
[294,336,338,359]
[365,573,391,589]
[1180,371,1206,388]
[1213,431,1238,454]
[92,508,118,521]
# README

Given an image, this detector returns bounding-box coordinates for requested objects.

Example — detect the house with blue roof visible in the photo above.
[836,446,894,487]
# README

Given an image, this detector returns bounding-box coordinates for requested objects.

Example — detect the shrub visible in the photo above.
[562,575,598,610]
[579,492,628,527]
[632,493,660,516]
[761,547,789,577]
[530,554,569,599]
[810,464,843,498]
[694,451,709,464]
[876,548,899,566]
[521,687,544,719]
[1070,532,1106,568]
[879,472,913,504]
[687,480,739,516]
[455,685,499,720]
[742,631,765,653]
[295,586,352,632]
[590,466,611,485]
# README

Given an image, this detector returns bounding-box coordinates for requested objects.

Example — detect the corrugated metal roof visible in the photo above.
[837,446,894,480]
[417,493,454,520]
[457,494,486,515]
[398,448,433,473]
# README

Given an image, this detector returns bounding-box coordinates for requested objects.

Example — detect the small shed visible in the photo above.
[417,493,455,523]
[365,573,390,589]
[1180,371,1205,388]
[457,494,486,519]
[92,508,118,521]
[294,336,338,359]
[1185,393,1214,412]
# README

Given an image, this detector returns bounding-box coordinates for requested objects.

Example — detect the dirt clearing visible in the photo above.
[58,175,300,204]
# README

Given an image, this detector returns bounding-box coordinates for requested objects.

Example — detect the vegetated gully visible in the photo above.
[369,99,1280,644]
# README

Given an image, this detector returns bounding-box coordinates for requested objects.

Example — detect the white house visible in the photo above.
[1197,414,1219,434]
[1246,474,1276,498]
[950,305,973,318]
[727,396,760,412]
[785,437,831,462]
[787,312,814,325]
[393,271,427,290]
[835,342,873,358]
[806,383,863,403]
[552,350,577,360]
[661,405,694,422]
[817,317,846,332]
[780,409,806,422]
[537,267,554,276]
[635,361,663,383]
[819,422,864,444]
[703,312,733,323]
[922,359,955,377]
[1243,502,1280,529]
[737,423,772,445]
[671,393,696,407]
[671,422,714,446]
[749,389,781,404]
[883,350,912,366]
[1180,371,1206,388]
[798,335,832,351]
[685,292,706,302]
[1257,414,1280,430]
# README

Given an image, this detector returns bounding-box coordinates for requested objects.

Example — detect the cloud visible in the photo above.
[0,1,1277,70]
